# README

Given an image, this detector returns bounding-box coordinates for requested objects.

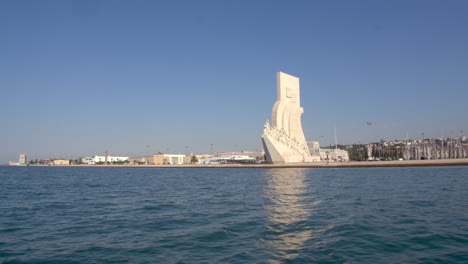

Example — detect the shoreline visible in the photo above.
[25,159,468,168]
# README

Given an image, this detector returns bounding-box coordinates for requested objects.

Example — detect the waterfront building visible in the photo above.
[19,154,27,165]
[83,156,129,165]
[151,156,169,165]
[308,142,350,161]
[198,154,256,164]
[152,154,186,165]
[140,156,153,164]
[198,157,221,164]
[215,151,265,160]
[53,159,70,165]
[363,137,468,160]
[183,156,192,164]
[9,154,27,166]
[366,145,373,158]
[126,158,142,164]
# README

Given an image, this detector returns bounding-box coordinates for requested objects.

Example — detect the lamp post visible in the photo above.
[421,133,425,159]
[460,130,464,159]
[376,136,380,160]
[146,145,149,164]
[358,141,361,160]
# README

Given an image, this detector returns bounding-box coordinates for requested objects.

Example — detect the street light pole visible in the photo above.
[421,133,424,159]
[460,130,463,158]
[146,145,149,164]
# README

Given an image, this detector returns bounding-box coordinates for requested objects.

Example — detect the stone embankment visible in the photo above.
[34,159,468,168]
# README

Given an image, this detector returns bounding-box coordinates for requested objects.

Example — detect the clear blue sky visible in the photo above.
[1,0,467,163]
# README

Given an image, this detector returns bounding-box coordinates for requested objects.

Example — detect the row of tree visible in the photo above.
[28,158,84,165]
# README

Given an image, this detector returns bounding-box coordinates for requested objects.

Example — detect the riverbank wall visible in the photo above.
[27,159,468,168]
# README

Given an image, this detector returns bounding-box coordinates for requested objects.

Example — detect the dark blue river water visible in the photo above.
[1,166,467,263]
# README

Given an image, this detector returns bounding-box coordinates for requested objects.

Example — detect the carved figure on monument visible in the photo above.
[261,72,320,163]
[264,119,270,130]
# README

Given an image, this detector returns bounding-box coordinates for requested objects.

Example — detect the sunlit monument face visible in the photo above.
[262,72,319,163]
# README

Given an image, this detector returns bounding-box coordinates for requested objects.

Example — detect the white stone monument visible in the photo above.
[262,72,320,163]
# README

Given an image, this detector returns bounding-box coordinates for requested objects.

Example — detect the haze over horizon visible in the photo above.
[2,0,467,164]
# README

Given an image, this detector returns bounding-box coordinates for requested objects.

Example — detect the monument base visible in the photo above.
[262,127,320,164]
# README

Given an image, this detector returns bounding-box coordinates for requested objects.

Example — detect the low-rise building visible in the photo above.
[183,156,194,164]
[127,158,142,164]
[152,155,170,165]
[140,156,153,164]
[308,142,350,161]
[153,154,186,165]
[83,156,129,165]
[198,154,256,164]
[53,159,70,165]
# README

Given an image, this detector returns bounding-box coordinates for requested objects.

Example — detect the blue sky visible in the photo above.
[1,0,467,163]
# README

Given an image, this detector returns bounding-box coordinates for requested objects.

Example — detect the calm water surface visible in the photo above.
[1,166,467,263]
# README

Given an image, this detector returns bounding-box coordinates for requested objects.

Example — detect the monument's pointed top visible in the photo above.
[277,71,299,78]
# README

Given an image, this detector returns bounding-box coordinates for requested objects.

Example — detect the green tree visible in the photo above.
[190,155,198,164]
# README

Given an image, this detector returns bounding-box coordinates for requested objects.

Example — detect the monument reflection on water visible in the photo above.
[262,168,322,262]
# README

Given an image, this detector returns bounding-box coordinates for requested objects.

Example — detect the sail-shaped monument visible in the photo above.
[261,72,320,163]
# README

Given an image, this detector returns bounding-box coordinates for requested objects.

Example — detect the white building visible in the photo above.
[19,154,27,165]
[154,154,186,165]
[198,155,256,164]
[83,156,129,165]
[308,142,349,161]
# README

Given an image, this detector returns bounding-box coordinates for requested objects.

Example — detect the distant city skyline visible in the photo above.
[2,0,468,164]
